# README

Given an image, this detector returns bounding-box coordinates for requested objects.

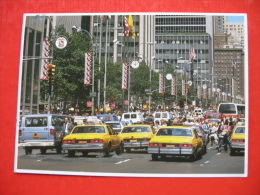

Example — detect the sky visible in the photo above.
[227,16,244,23]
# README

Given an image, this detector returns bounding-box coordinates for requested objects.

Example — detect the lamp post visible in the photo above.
[72,25,95,116]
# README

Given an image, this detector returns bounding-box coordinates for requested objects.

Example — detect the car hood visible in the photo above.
[150,136,193,143]
[64,133,105,140]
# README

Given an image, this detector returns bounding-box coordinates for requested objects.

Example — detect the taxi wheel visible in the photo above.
[189,153,197,162]
[68,150,75,157]
[120,143,124,153]
[40,149,47,154]
[152,154,159,161]
[103,144,110,157]
[25,148,32,155]
[82,151,88,156]
[56,147,62,154]
[160,155,166,160]
[115,144,122,155]
[230,148,236,156]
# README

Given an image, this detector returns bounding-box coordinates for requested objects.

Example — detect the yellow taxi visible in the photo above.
[148,125,204,161]
[119,125,155,152]
[62,124,122,157]
[230,125,245,156]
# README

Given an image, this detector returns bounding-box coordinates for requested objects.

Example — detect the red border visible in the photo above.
[1,0,260,194]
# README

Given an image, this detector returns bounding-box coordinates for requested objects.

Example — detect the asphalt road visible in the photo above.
[15,146,245,177]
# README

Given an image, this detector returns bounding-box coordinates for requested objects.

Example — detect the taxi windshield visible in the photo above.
[121,126,150,133]
[157,128,192,137]
[72,126,105,134]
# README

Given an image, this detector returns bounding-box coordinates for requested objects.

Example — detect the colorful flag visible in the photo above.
[124,16,130,37]
[189,46,196,62]
[84,52,92,85]
[128,15,136,39]
[122,62,128,89]
[159,73,164,93]
[40,39,50,80]
[232,59,237,68]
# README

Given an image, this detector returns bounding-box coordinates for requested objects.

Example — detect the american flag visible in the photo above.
[189,46,196,62]
[232,59,237,68]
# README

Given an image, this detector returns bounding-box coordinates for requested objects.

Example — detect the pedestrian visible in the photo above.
[209,122,218,149]
[202,119,210,144]
[60,117,74,137]
[153,120,160,132]
[160,119,167,126]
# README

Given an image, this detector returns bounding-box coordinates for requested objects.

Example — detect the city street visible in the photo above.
[16,146,245,176]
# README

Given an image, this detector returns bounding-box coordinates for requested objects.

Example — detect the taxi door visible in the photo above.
[107,126,120,150]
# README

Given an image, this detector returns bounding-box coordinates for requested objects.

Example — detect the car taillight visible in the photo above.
[50,129,55,135]
[90,139,103,143]
[63,140,76,144]
[149,143,162,147]
[232,139,244,142]
[19,129,22,136]
[179,144,192,147]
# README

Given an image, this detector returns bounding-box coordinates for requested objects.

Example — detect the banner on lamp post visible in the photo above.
[122,62,128,89]
[159,72,164,93]
[40,40,50,80]
[84,52,92,85]
[182,79,186,96]
[197,85,202,99]
[171,76,176,95]
[208,88,211,100]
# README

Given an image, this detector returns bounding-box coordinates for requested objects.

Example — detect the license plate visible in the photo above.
[79,141,87,144]
[130,140,137,143]
[32,134,39,139]
[166,145,175,148]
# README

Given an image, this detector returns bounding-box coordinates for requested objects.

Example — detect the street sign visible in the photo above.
[90,92,96,97]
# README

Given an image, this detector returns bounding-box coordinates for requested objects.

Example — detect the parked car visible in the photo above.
[204,112,222,120]
[62,124,123,157]
[19,114,72,154]
[148,125,204,161]
[119,125,155,152]
[96,114,119,123]
[230,125,245,156]
[153,111,173,125]
[121,112,144,124]
[105,121,126,134]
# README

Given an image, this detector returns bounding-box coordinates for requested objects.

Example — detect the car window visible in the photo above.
[154,113,161,118]
[52,116,70,126]
[108,123,121,128]
[122,126,150,133]
[124,114,130,119]
[235,127,245,134]
[72,126,105,134]
[162,113,168,118]
[157,128,192,137]
[25,117,47,127]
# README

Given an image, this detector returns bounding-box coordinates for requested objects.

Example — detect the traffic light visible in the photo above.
[48,64,56,77]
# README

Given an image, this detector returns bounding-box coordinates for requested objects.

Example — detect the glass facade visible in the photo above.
[20,25,43,115]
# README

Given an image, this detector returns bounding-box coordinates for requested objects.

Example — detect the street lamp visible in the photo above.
[72,25,95,116]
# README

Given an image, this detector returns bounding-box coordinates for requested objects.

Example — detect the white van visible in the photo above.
[121,112,144,124]
[153,112,173,125]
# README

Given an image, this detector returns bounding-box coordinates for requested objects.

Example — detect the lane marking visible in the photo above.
[115,159,131,164]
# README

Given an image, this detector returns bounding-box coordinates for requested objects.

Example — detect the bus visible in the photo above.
[217,103,245,118]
